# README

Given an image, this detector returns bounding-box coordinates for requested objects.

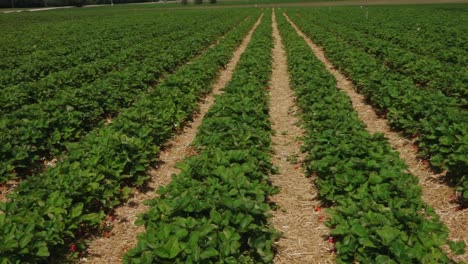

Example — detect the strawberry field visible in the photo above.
[0,3,466,263]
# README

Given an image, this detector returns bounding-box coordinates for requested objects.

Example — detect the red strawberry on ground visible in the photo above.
[318,215,325,222]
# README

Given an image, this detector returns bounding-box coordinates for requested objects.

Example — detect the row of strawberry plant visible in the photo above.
[0,10,243,115]
[0,11,250,183]
[286,10,468,202]
[0,12,141,85]
[297,10,466,105]
[277,12,465,263]
[0,21,150,89]
[0,9,173,75]
[302,6,467,65]
[0,13,259,263]
[124,12,279,264]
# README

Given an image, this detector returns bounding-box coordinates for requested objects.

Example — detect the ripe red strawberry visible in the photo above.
[329,237,334,244]
[108,215,115,222]
[70,244,76,252]
[449,194,456,202]
[314,206,322,212]
[318,215,325,222]
[422,160,429,166]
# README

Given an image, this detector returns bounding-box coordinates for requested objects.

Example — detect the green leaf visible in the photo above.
[448,241,466,255]
[439,136,454,145]
[36,244,50,257]
[358,236,377,248]
[167,236,182,259]
[82,213,102,224]
[71,203,83,218]
[369,173,383,185]
[19,234,33,249]
[175,229,189,239]
[351,224,368,237]
[376,226,399,245]
[330,225,349,236]
[210,210,222,224]
[200,247,218,259]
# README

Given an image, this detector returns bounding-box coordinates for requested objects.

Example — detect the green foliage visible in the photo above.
[124,13,280,263]
[277,10,464,263]
[286,6,468,204]
[0,12,259,263]
[0,10,251,183]
[298,7,467,105]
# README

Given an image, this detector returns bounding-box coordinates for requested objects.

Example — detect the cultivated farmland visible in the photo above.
[0,3,466,263]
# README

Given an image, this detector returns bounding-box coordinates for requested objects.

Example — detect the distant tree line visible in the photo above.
[0,0,168,8]
[181,0,216,4]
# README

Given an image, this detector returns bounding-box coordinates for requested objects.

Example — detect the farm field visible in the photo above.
[0,3,467,263]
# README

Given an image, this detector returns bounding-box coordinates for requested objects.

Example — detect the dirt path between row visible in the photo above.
[269,10,332,264]
[79,14,263,264]
[284,13,467,262]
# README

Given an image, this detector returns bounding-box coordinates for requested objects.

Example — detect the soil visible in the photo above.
[79,14,264,263]
[269,10,333,264]
[0,180,19,203]
[284,13,467,262]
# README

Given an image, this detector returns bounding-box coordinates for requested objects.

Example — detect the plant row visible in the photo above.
[0,10,253,114]
[0,13,259,263]
[277,12,465,263]
[0,13,202,114]
[124,13,279,264]
[286,10,468,202]
[0,9,199,76]
[0,12,149,85]
[0,11,251,183]
[1,20,149,88]
[298,6,467,65]
[1,20,194,115]
[300,11,466,105]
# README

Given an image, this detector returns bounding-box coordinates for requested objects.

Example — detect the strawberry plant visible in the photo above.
[277,11,465,263]
[0,10,253,184]
[125,12,280,263]
[287,7,468,204]
[0,12,260,263]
